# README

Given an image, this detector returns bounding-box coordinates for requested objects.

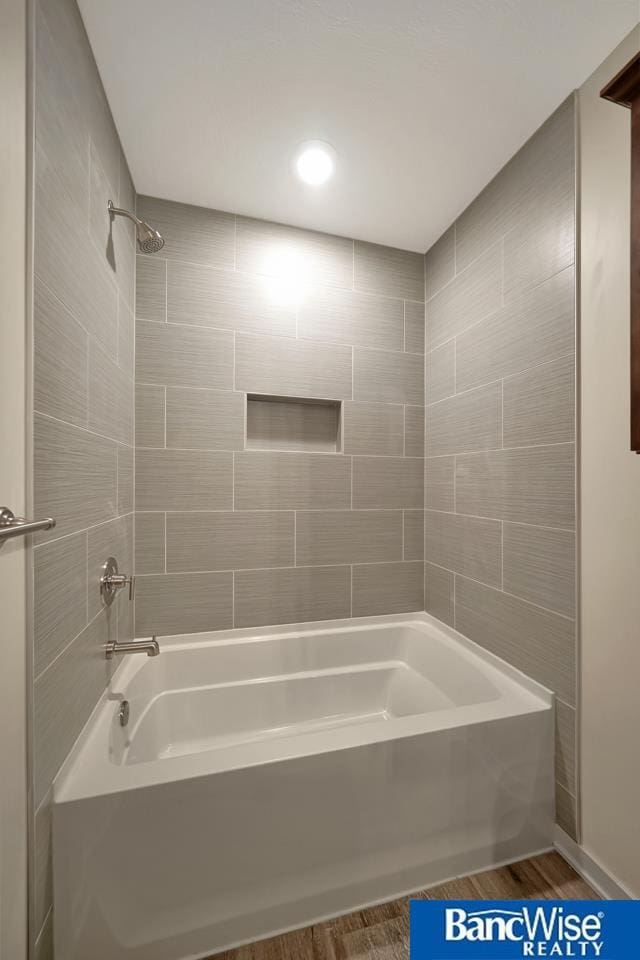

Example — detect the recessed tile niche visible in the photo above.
[246,394,342,453]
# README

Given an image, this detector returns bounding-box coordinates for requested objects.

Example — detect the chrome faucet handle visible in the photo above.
[101,557,135,606]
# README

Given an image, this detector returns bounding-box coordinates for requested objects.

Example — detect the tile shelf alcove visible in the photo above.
[246,394,343,453]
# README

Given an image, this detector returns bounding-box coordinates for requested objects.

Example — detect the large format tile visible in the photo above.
[135,449,233,511]
[37,0,120,191]
[427,382,501,457]
[503,191,574,303]
[88,341,134,445]
[425,563,454,626]
[166,511,294,571]
[426,243,502,350]
[425,457,455,511]
[117,444,133,515]
[34,143,118,359]
[296,510,402,565]
[404,406,425,457]
[34,7,89,215]
[34,415,118,543]
[135,513,165,575]
[503,355,575,447]
[34,278,88,427]
[87,515,133,620]
[354,241,424,301]
[455,267,575,392]
[403,510,425,561]
[135,384,165,448]
[118,297,135,378]
[503,522,575,618]
[352,561,424,616]
[299,286,404,351]
[135,255,166,322]
[167,261,296,337]
[425,511,502,587]
[34,610,112,806]
[404,300,425,354]
[427,340,455,404]
[137,196,235,268]
[89,139,133,311]
[234,565,351,628]
[34,911,53,960]
[456,444,575,528]
[342,402,404,456]
[556,783,578,841]
[135,572,233,637]
[235,333,352,400]
[556,699,576,794]
[353,348,423,404]
[454,575,575,703]
[136,319,234,389]
[454,96,575,272]
[236,217,353,289]
[234,452,351,510]
[34,533,88,676]
[166,388,244,450]
[352,457,423,509]
[34,793,52,938]
[425,225,455,300]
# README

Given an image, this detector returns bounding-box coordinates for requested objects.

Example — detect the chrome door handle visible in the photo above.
[0,506,55,547]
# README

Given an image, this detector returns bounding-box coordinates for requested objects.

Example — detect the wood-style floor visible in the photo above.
[213,853,598,960]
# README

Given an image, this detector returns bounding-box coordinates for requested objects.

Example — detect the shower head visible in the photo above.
[107,200,165,254]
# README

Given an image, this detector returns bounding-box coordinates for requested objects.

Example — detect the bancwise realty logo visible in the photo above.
[410,901,639,960]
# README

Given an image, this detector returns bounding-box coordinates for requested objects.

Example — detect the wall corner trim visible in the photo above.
[554,827,635,899]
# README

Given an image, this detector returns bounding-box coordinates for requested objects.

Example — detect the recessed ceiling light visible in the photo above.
[294,141,336,186]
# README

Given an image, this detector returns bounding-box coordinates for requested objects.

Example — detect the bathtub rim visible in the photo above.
[53,611,554,804]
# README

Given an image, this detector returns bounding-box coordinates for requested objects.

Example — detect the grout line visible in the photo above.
[164,258,168,322]
[232,571,235,627]
[133,561,421,579]
[452,572,456,629]
[453,455,457,513]
[293,511,297,566]
[349,564,353,616]
[34,606,110,684]
[403,299,406,351]
[424,507,575,535]
[422,560,575,623]
[425,439,575,457]
[137,315,423,357]
[453,220,457,277]
[164,512,167,573]
[233,215,237,271]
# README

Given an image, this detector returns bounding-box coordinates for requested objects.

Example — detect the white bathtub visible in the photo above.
[53,613,554,960]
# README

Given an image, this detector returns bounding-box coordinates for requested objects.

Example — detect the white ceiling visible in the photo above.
[77,0,638,252]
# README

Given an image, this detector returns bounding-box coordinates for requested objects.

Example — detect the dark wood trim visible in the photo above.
[601,51,640,452]
[601,51,640,108]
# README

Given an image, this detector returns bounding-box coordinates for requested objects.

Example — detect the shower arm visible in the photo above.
[107,199,141,226]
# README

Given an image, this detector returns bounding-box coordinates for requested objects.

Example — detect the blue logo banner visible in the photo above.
[410,900,639,960]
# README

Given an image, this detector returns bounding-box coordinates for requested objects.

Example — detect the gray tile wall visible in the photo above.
[31,0,136,951]
[424,96,578,839]
[135,198,425,637]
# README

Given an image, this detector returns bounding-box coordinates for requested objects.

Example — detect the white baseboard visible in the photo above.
[554,827,635,899]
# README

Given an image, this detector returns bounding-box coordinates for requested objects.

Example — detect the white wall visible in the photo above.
[579,25,640,897]
[0,0,29,955]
